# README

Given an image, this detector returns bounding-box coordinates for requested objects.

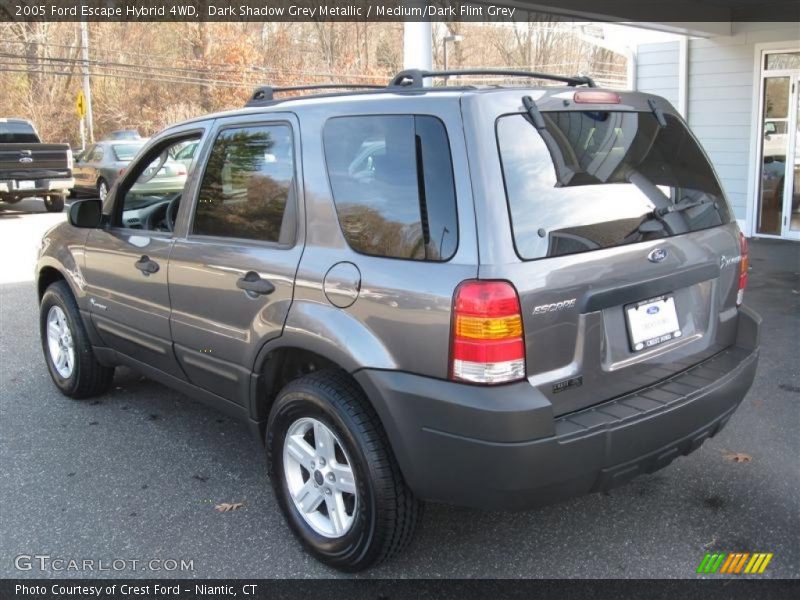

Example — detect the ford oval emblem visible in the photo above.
[648,248,668,263]
[647,306,660,314]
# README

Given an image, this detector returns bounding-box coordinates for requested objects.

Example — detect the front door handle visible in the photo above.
[134,255,159,275]
[236,271,275,296]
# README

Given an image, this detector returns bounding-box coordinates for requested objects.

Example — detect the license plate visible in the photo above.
[625,295,682,352]
[17,181,35,190]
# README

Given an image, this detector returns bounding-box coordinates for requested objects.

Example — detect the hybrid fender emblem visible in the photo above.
[89,298,108,311]
[648,248,668,263]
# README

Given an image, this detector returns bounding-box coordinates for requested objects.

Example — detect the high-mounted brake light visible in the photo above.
[573,90,621,104]
[737,232,749,306]
[450,280,526,385]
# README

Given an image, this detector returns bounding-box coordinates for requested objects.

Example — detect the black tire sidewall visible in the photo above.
[44,195,65,212]
[267,387,377,568]
[40,285,82,395]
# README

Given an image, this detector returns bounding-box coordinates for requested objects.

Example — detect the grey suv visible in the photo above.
[36,70,760,571]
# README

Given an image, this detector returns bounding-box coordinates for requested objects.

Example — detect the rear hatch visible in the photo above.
[463,89,745,415]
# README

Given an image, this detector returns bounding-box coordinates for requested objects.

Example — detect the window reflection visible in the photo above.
[323,115,458,261]
[193,125,296,244]
[497,111,729,260]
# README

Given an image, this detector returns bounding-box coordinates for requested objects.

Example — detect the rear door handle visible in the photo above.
[134,255,159,275]
[236,271,275,296]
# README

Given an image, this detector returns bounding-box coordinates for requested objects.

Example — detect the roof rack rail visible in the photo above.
[247,83,385,106]
[389,69,596,89]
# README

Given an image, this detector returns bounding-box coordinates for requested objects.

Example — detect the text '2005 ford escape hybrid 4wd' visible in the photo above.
[36,70,760,571]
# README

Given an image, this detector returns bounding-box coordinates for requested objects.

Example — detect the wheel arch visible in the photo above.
[251,342,359,428]
[249,302,398,433]
[37,265,67,301]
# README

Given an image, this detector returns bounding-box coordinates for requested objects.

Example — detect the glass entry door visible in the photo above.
[785,75,800,239]
[757,53,800,240]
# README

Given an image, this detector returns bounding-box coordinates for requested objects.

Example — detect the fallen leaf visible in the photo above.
[723,451,752,463]
[215,502,244,513]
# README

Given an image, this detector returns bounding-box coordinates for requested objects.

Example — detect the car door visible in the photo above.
[167,114,304,406]
[72,145,96,190]
[82,123,211,379]
[86,145,104,192]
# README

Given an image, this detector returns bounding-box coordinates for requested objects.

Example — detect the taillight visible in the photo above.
[737,232,749,306]
[450,280,526,385]
[118,167,126,176]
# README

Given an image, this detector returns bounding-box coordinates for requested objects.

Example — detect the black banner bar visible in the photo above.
[1,0,799,22]
[2,579,800,600]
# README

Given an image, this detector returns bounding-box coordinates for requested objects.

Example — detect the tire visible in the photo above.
[44,195,65,213]
[39,280,114,399]
[97,179,108,202]
[266,369,421,572]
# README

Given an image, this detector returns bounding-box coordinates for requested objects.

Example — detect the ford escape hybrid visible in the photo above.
[36,69,760,571]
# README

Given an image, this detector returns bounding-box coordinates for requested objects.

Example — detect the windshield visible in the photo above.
[0,121,39,144]
[497,111,731,260]
[112,143,144,161]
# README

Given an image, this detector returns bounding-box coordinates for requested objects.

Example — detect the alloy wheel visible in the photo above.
[46,305,75,378]
[282,417,358,538]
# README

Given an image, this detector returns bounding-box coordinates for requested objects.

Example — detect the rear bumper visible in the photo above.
[356,306,760,510]
[0,178,74,196]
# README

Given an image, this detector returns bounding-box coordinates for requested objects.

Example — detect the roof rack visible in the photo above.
[247,83,385,106]
[389,69,596,89]
[244,69,597,108]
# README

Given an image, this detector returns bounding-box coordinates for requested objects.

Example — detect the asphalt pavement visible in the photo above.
[1,201,798,578]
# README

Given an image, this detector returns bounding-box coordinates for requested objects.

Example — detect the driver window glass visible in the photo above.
[192,124,296,244]
[117,134,201,231]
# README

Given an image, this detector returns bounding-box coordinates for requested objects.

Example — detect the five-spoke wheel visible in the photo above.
[283,417,357,538]
[267,369,421,571]
[46,305,75,378]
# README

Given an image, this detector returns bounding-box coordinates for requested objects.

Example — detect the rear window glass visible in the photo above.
[323,115,458,261]
[497,111,731,260]
[0,121,38,143]
[112,143,143,161]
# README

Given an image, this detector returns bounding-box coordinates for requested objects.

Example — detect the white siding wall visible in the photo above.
[635,23,800,228]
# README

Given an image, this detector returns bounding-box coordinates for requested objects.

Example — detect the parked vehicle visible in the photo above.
[0,118,74,212]
[71,139,187,202]
[36,70,760,571]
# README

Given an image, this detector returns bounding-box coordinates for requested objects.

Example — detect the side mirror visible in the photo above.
[68,198,102,228]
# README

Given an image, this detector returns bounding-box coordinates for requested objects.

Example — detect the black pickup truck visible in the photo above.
[0,119,74,212]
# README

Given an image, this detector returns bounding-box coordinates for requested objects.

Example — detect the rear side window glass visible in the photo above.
[497,111,731,260]
[0,121,38,143]
[193,124,296,245]
[323,115,458,261]
[112,143,142,161]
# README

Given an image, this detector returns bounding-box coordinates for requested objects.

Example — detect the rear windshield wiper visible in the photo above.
[522,96,546,130]
[653,197,717,218]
